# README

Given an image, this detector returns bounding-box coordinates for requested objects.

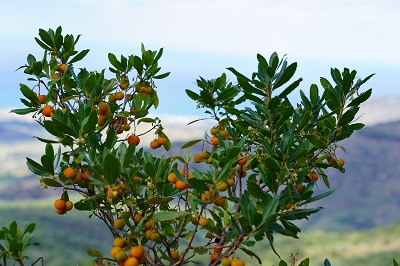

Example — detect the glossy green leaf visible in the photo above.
[70,49,90,64]
[238,246,262,264]
[103,153,120,184]
[348,88,372,107]
[26,158,46,175]
[324,258,332,266]
[274,62,297,89]
[153,211,191,222]
[41,178,63,187]
[86,247,104,258]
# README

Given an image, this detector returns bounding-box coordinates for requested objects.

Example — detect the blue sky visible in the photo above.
[1,0,399,118]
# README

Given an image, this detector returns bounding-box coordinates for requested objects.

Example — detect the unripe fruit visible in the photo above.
[133,213,143,224]
[113,238,126,248]
[210,127,219,135]
[114,218,125,230]
[145,229,154,240]
[217,182,228,191]
[143,86,152,94]
[193,153,202,163]
[221,257,232,266]
[122,124,131,131]
[200,151,210,159]
[119,82,129,90]
[144,219,156,230]
[198,217,209,227]
[219,129,229,138]
[337,158,345,166]
[115,250,127,261]
[191,216,198,225]
[65,201,73,211]
[108,94,117,103]
[127,135,140,146]
[150,232,161,241]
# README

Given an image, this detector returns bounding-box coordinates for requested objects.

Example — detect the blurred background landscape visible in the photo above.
[0,96,400,265]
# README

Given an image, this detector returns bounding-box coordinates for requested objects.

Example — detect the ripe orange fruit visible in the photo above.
[227,178,234,187]
[285,202,292,210]
[114,218,125,230]
[231,258,245,266]
[201,191,213,204]
[221,257,232,266]
[175,180,187,191]
[110,247,123,259]
[337,158,345,166]
[64,167,76,179]
[59,64,67,73]
[144,219,156,230]
[97,115,108,126]
[42,105,53,117]
[130,245,144,258]
[113,237,126,248]
[168,172,178,184]
[119,82,129,90]
[150,139,160,149]
[65,201,73,211]
[157,137,167,146]
[145,229,154,240]
[81,171,91,182]
[296,183,304,192]
[210,253,218,261]
[133,213,143,225]
[98,103,109,116]
[198,217,209,227]
[108,94,117,103]
[143,86,152,94]
[211,136,219,146]
[193,153,202,163]
[308,172,319,182]
[115,91,124,100]
[170,250,180,261]
[55,208,66,215]
[214,196,226,207]
[124,257,139,266]
[52,73,61,80]
[71,172,81,183]
[37,95,46,104]
[127,135,140,146]
[217,181,228,191]
[237,155,247,166]
[54,199,65,210]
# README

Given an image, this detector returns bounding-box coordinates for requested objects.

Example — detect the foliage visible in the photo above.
[0,221,41,265]
[11,26,374,265]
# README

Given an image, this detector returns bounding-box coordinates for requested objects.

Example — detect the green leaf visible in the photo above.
[279,260,289,266]
[38,29,54,47]
[32,61,43,76]
[299,258,310,266]
[261,196,279,224]
[348,88,372,107]
[247,181,270,201]
[123,142,136,168]
[187,178,209,192]
[108,53,124,71]
[103,153,120,184]
[34,37,51,50]
[181,139,202,149]
[278,78,303,99]
[69,49,90,64]
[238,246,262,264]
[10,107,38,115]
[324,258,332,266]
[153,72,170,79]
[130,55,143,76]
[41,155,54,175]
[305,135,327,149]
[305,190,335,204]
[152,211,191,222]
[240,194,257,225]
[393,259,398,266]
[26,158,46,175]
[74,200,92,211]
[41,178,63,187]
[274,62,297,89]
[86,247,104,258]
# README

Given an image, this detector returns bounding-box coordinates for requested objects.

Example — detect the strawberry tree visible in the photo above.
[11,26,373,266]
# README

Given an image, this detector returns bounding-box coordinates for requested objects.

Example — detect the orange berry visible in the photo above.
[133,213,143,225]
[296,183,304,192]
[150,139,161,149]
[98,103,110,116]
[114,218,125,230]
[193,153,202,163]
[210,127,219,135]
[144,219,156,230]
[143,86,152,94]
[200,151,210,159]
[285,202,292,210]
[37,95,46,104]
[64,167,76,179]
[227,178,234,187]
[337,158,345,166]
[217,181,228,191]
[55,208,66,215]
[124,257,139,266]
[59,64,67,73]
[145,229,154,240]
[115,91,124,100]
[108,94,117,103]
[113,238,126,248]
[157,137,167,145]
[54,199,65,210]
[71,172,81,183]
[198,217,209,227]
[81,171,91,182]
[308,172,319,182]
[237,155,247,166]
[130,245,145,258]
[231,258,245,266]
[175,180,187,191]
[127,135,140,146]
[97,115,108,126]
[150,232,161,241]
[42,105,53,117]
[214,196,226,207]
[210,253,218,261]
[170,250,181,261]
[221,258,232,266]
[167,172,178,184]
[52,73,61,80]
[119,82,130,90]
[219,129,229,138]
[191,216,198,225]
[211,136,219,146]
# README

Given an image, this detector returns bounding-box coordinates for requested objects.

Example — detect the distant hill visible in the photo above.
[1,96,400,232]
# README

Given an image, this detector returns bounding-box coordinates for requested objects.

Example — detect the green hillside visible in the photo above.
[0,199,399,265]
